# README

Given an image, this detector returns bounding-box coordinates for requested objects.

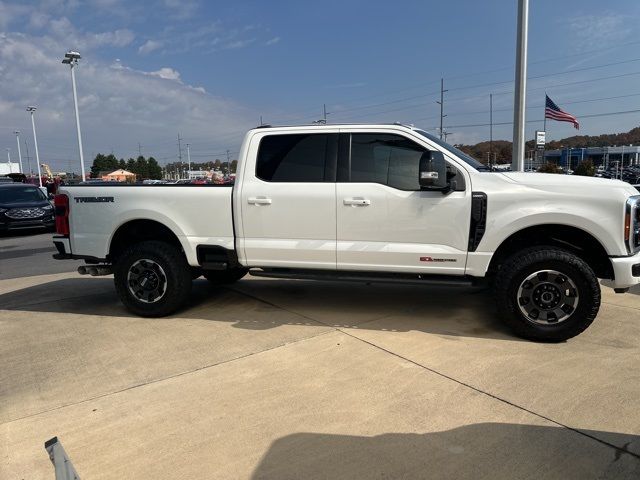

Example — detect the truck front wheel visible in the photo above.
[114,240,192,317]
[493,247,601,342]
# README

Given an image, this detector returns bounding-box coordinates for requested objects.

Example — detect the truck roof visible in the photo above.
[252,122,420,131]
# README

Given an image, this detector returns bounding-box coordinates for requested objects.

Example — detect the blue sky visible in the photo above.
[1,0,640,172]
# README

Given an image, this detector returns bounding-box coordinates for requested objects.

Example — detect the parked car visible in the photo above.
[0,183,55,231]
[52,123,640,341]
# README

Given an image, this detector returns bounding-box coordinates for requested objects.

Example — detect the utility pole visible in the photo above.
[138,142,142,157]
[24,139,32,175]
[186,143,191,179]
[511,0,529,172]
[489,94,493,170]
[260,115,263,126]
[437,78,448,140]
[323,104,329,122]
[226,149,230,173]
[177,133,183,178]
[6,148,12,173]
[14,130,23,173]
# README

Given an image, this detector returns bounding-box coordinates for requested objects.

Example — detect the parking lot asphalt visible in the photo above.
[1,273,640,479]
[0,231,83,280]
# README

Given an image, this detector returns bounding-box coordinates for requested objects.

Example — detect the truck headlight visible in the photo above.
[625,196,640,254]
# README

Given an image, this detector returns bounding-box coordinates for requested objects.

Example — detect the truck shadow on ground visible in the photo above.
[0,276,519,341]
[249,423,640,479]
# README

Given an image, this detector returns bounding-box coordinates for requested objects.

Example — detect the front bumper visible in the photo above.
[0,217,55,230]
[602,252,640,289]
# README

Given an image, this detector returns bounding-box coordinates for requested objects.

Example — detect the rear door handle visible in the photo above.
[248,196,272,205]
[343,198,371,206]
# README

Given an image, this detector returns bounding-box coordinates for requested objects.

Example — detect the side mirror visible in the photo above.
[419,151,449,192]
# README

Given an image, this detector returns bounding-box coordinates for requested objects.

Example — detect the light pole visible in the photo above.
[13,131,23,173]
[26,106,43,187]
[62,51,86,181]
[511,0,529,172]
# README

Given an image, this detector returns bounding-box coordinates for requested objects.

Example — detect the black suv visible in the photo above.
[0,184,55,232]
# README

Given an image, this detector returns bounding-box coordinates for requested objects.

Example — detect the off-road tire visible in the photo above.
[114,240,192,317]
[493,246,600,342]
[203,267,248,285]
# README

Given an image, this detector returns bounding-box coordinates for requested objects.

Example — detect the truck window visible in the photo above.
[257,134,335,182]
[347,133,465,191]
[350,133,426,190]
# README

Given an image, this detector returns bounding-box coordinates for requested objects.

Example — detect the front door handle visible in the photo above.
[248,196,272,205]
[343,198,371,206]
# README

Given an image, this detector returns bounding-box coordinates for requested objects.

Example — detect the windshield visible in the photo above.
[0,186,47,204]
[414,130,490,171]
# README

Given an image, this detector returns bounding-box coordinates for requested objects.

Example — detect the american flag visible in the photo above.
[545,95,579,129]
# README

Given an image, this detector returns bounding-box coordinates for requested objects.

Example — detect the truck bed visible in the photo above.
[59,184,234,266]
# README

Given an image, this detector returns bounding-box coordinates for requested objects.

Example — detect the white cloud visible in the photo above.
[0,30,255,172]
[148,67,181,81]
[28,12,50,29]
[0,1,31,29]
[265,36,280,46]
[568,13,633,51]
[138,39,163,55]
[163,0,199,20]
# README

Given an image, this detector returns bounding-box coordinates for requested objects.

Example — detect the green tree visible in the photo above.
[90,153,119,177]
[134,156,149,179]
[147,157,162,179]
[573,160,595,177]
[538,162,563,174]
[90,153,107,178]
[118,158,126,169]
[125,158,135,170]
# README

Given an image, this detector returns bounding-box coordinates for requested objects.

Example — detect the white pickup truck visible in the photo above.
[53,123,640,341]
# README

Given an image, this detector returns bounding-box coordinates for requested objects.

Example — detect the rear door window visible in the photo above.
[256,133,337,182]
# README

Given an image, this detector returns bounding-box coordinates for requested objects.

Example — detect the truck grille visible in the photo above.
[5,207,47,219]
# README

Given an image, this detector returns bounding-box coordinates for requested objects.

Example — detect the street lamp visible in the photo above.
[13,130,23,173]
[62,50,86,181]
[26,106,43,187]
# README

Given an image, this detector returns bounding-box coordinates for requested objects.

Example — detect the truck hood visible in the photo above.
[499,172,638,196]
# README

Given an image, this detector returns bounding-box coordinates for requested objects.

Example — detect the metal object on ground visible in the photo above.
[44,436,81,480]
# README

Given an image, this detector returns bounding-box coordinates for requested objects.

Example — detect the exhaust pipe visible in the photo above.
[94,266,113,276]
[78,265,113,276]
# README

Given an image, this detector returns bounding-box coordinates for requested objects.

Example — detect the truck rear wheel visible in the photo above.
[202,267,248,285]
[493,247,601,342]
[114,240,192,317]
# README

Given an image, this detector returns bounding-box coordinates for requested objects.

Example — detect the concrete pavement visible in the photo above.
[1,273,639,478]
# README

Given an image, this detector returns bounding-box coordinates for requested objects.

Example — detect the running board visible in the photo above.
[248,268,475,287]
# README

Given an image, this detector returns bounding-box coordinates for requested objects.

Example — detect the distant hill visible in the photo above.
[457,125,640,164]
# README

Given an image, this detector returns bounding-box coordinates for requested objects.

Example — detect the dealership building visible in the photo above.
[543,145,640,170]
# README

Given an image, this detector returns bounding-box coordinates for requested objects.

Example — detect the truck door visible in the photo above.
[336,130,471,275]
[238,130,338,269]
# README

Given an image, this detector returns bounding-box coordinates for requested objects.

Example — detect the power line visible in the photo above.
[444,107,640,129]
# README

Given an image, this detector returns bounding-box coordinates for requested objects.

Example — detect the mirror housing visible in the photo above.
[419,151,450,192]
